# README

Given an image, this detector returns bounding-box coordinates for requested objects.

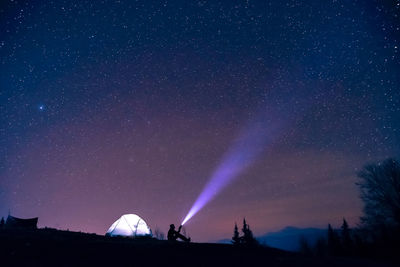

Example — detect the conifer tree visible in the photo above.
[241,218,258,246]
[341,218,352,252]
[232,222,240,245]
[242,218,248,234]
[327,224,340,255]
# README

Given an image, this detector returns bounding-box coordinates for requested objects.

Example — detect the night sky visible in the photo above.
[0,0,399,242]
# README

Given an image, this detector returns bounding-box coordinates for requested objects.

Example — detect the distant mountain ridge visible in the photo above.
[218,226,327,252]
[257,226,326,251]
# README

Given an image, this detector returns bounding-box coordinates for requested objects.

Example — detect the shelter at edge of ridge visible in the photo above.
[106,214,152,238]
[4,215,38,229]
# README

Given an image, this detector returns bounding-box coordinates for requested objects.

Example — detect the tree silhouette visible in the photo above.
[341,218,352,254]
[231,218,258,246]
[341,218,353,250]
[327,224,340,255]
[0,217,4,228]
[241,218,258,246]
[357,158,400,231]
[242,218,249,239]
[232,223,240,245]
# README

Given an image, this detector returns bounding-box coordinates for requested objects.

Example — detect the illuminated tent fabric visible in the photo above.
[106,214,152,237]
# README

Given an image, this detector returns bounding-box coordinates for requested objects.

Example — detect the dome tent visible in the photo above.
[106,214,152,237]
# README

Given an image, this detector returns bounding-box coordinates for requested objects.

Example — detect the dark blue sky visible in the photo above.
[0,0,399,241]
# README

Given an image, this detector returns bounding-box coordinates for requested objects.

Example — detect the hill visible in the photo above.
[0,228,395,266]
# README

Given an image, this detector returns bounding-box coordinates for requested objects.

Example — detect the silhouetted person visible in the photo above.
[167,224,190,242]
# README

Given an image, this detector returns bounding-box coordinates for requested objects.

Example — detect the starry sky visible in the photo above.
[0,0,399,242]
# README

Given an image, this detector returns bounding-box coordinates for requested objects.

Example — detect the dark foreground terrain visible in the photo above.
[0,229,396,267]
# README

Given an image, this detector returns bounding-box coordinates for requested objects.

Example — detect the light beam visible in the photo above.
[181,80,317,226]
[181,112,281,225]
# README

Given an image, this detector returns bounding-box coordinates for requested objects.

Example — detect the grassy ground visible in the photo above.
[0,228,396,266]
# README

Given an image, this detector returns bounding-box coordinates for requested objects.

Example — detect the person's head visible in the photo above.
[170,224,175,229]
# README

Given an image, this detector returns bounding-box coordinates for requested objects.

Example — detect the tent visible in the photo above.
[106,214,152,237]
[5,215,38,229]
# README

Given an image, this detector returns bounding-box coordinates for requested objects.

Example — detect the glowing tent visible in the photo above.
[106,214,152,237]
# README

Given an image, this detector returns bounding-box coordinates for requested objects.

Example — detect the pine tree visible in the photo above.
[242,218,249,243]
[242,218,248,234]
[232,223,240,245]
[341,218,352,253]
[327,224,341,255]
[241,218,258,246]
[0,217,4,228]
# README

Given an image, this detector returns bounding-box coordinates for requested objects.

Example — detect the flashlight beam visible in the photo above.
[182,115,280,226]
[181,83,318,226]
